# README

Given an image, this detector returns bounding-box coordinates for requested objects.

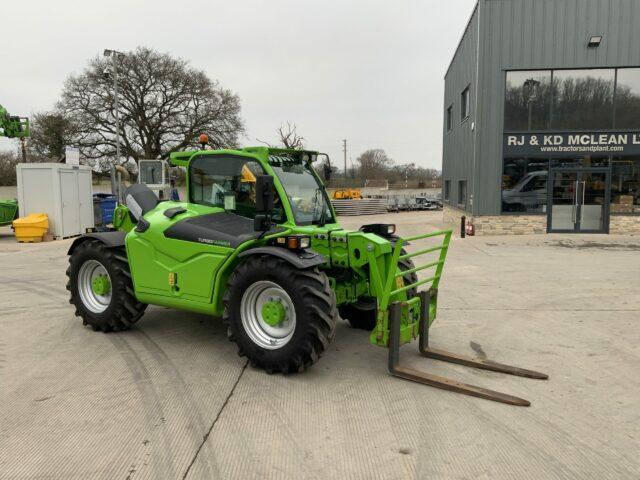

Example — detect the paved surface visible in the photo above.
[1,212,639,479]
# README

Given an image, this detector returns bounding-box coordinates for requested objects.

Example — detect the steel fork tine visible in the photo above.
[387,294,546,406]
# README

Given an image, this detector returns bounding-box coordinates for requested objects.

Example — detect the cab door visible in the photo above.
[125,208,233,304]
[127,153,269,307]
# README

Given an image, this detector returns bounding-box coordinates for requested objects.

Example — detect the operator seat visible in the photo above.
[125,184,159,221]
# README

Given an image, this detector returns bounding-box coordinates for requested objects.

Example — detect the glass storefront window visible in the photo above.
[502,158,549,213]
[614,68,640,129]
[501,68,640,219]
[583,156,610,168]
[504,70,552,131]
[550,156,609,168]
[501,154,639,216]
[611,157,640,214]
[551,69,615,130]
[505,68,640,132]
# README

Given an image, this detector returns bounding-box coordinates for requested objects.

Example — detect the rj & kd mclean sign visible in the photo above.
[503,132,640,157]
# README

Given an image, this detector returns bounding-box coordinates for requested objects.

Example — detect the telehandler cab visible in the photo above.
[67,146,547,406]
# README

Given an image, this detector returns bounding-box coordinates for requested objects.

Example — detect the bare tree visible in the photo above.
[259,121,305,149]
[277,121,305,149]
[351,149,441,186]
[57,47,244,171]
[356,148,393,179]
[0,151,19,186]
[29,111,77,160]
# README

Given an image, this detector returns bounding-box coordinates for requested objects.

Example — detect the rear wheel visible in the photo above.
[223,255,338,373]
[66,240,146,332]
[340,247,418,331]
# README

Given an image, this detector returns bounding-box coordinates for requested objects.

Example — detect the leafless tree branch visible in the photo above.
[54,47,244,171]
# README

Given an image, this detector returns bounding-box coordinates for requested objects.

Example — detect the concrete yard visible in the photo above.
[0,212,639,479]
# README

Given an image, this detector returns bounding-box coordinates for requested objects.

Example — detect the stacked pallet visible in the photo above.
[331,198,387,216]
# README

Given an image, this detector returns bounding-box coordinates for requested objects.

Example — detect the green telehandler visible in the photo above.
[0,104,29,225]
[0,103,29,139]
[66,146,547,406]
[0,103,29,163]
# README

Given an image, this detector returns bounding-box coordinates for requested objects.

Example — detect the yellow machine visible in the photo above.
[332,188,362,200]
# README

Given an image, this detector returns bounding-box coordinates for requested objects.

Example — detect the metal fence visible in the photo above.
[331,198,388,216]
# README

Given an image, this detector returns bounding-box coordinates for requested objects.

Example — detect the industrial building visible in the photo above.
[442,0,640,234]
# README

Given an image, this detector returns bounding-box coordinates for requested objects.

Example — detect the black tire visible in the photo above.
[66,239,146,332]
[397,248,418,300]
[340,247,418,331]
[223,255,338,374]
[339,298,377,330]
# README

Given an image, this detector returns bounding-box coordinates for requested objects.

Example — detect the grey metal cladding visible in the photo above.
[443,3,479,212]
[444,0,640,215]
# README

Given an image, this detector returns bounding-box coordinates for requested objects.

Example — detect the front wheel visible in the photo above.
[223,255,338,373]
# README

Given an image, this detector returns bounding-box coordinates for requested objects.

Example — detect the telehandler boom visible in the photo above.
[0,103,30,162]
[0,104,29,139]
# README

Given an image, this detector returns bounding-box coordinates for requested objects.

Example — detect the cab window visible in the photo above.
[190,155,267,218]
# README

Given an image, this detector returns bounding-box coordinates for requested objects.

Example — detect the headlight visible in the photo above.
[275,235,311,250]
[359,223,396,237]
[299,236,311,249]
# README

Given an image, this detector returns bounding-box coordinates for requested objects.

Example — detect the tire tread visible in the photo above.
[223,255,338,374]
[66,240,146,332]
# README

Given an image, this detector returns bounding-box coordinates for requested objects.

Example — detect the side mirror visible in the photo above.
[254,175,275,232]
[318,153,332,181]
[322,163,332,182]
[255,175,275,213]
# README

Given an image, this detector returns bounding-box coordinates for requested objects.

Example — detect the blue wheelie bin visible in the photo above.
[93,194,117,226]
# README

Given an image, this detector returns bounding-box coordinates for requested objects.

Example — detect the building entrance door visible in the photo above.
[547,168,610,233]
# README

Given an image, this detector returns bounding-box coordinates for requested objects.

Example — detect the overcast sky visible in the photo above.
[0,0,476,170]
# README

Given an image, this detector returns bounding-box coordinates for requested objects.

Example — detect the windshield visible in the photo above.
[269,156,334,225]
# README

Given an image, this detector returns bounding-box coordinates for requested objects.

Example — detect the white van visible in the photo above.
[502,170,548,212]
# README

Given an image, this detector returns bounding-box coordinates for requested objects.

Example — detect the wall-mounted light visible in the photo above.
[588,35,603,48]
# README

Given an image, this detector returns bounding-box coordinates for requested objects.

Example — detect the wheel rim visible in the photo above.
[240,280,296,350]
[78,259,112,313]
